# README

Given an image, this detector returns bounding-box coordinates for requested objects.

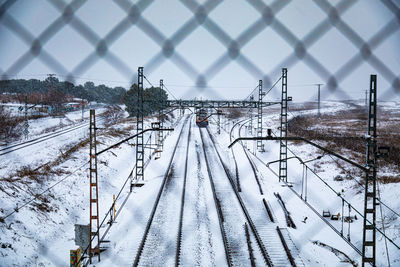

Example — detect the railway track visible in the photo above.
[237,122,264,195]
[132,116,304,266]
[230,119,305,266]
[133,116,191,267]
[200,127,273,266]
[0,117,103,156]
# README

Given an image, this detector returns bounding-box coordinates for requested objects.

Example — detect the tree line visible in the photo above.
[0,77,126,104]
[124,83,168,117]
[0,77,169,117]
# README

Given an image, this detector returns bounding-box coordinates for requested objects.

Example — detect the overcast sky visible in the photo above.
[0,0,399,102]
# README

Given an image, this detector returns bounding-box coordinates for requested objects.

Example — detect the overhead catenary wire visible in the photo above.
[244,74,283,101]
[325,153,400,218]
[244,84,259,101]
[2,161,88,220]
[285,104,400,219]
[142,75,178,101]
[377,179,391,267]
[162,83,178,100]
[143,75,154,88]
[262,76,282,100]
[248,144,400,255]
[230,124,400,254]
[75,129,159,267]
[271,131,400,251]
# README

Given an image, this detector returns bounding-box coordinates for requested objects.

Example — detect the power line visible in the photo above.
[244,75,283,101]
[143,76,178,101]
[2,161,88,220]
[143,75,154,88]
[162,83,178,100]
[244,84,259,100]
[262,76,282,100]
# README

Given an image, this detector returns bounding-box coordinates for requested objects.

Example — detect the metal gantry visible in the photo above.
[362,75,377,266]
[89,109,100,263]
[279,68,288,183]
[257,80,264,152]
[166,100,279,109]
[133,67,145,187]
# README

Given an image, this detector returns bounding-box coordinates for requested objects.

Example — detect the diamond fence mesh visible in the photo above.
[1,0,399,266]
[0,0,399,100]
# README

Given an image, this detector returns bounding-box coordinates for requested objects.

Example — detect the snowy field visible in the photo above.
[0,101,399,266]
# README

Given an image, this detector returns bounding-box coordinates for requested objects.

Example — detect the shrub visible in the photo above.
[0,106,23,141]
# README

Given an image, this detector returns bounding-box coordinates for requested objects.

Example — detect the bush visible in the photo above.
[0,106,23,141]
[101,105,125,126]
[124,84,168,117]
[225,108,243,119]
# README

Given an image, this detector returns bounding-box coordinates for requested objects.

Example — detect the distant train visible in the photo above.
[196,108,209,127]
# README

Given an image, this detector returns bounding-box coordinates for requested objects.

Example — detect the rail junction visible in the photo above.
[75,67,397,267]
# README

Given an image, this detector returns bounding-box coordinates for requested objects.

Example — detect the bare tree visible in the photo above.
[0,106,23,142]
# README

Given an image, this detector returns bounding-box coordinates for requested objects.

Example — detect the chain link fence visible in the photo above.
[1,0,399,100]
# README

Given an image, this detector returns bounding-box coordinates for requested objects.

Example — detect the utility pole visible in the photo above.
[89,109,100,263]
[249,96,253,135]
[23,94,29,139]
[257,80,264,152]
[157,79,164,157]
[279,68,288,183]
[362,75,377,266]
[47,74,57,115]
[81,97,84,121]
[365,90,368,110]
[133,67,144,189]
[316,84,323,116]
[218,110,221,134]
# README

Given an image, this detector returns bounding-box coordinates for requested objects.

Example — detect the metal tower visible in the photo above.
[134,67,144,186]
[257,80,264,152]
[279,68,288,183]
[362,75,377,266]
[217,110,221,134]
[158,79,164,152]
[249,96,254,135]
[317,83,322,116]
[89,109,100,263]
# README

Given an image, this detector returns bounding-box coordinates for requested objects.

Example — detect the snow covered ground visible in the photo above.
[0,101,399,266]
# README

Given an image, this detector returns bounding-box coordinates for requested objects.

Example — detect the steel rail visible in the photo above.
[228,118,251,192]
[133,116,190,267]
[175,119,192,266]
[202,127,274,266]
[237,121,264,195]
[199,127,233,267]
[249,151,364,257]
[276,227,297,267]
[0,118,101,156]
[235,119,298,266]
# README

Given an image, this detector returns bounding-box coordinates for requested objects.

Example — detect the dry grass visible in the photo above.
[288,107,400,182]
[378,176,400,184]
[101,127,130,138]
[225,108,244,119]
[101,105,125,127]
